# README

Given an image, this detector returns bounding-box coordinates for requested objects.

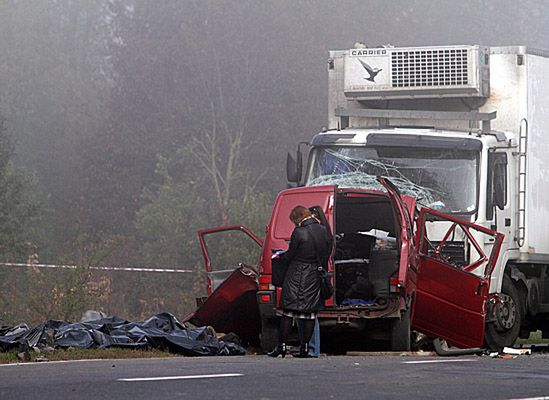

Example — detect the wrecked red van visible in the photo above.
[196,178,504,352]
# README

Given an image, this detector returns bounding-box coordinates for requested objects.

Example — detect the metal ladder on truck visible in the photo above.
[517,118,528,247]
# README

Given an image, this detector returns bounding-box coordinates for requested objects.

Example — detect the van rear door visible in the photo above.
[377,177,416,290]
[412,208,504,349]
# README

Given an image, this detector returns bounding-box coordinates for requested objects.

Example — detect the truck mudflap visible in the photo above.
[187,264,261,346]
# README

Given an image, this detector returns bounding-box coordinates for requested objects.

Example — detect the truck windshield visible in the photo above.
[307,146,479,214]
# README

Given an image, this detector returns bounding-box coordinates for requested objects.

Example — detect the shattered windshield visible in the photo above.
[307,146,478,214]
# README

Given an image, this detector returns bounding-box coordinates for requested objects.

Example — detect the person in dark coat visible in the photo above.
[268,205,330,358]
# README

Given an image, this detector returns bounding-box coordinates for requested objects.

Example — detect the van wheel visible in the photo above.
[485,275,522,351]
[260,318,278,353]
[390,307,411,351]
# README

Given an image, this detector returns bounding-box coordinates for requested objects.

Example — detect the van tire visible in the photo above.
[484,275,522,351]
[260,318,278,353]
[390,307,411,351]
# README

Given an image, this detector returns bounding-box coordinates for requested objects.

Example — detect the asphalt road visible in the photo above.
[1,353,549,400]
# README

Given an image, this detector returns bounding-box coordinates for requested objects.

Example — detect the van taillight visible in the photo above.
[259,275,272,291]
[390,276,401,293]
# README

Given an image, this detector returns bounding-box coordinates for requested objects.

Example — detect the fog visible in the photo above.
[1,0,547,265]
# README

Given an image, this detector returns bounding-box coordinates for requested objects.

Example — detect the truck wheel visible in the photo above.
[260,318,278,354]
[485,275,522,350]
[390,307,411,351]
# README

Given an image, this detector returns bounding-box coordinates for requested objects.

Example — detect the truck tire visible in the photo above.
[260,318,278,354]
[484,275,522,350]
[390,307,411,351]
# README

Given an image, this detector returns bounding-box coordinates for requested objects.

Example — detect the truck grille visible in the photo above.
[391,49,469,88]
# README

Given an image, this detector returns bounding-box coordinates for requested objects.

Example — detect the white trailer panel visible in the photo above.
[525,52,549,254]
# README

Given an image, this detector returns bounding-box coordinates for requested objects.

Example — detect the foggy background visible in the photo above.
[0,0,547,322]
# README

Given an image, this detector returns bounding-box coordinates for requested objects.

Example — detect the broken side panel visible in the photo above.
[193,226,263,345]
[189,265,261,346]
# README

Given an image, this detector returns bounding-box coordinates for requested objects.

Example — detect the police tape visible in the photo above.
[0,262,194,273]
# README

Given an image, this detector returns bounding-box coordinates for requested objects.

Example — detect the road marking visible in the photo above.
[402,359,478,364]
[0,359,112,367]
[117,373,244,382]
[507,397,549,400]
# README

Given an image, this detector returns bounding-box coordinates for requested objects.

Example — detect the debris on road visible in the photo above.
[502,347,532,355]
[489,353,516,359]
[0,313,245,357]
[488,346,534,358]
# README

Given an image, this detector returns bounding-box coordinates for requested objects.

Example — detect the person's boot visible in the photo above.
[267,343,286,358]
[294,343,311,358]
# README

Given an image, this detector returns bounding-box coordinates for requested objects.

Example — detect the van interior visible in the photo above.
[333,194,399,306]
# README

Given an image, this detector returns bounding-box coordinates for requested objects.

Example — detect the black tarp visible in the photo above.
[0,313,245,356]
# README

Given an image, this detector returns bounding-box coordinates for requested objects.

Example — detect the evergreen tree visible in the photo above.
[0,115,40,261]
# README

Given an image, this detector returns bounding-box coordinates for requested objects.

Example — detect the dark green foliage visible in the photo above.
[0,116,40,261]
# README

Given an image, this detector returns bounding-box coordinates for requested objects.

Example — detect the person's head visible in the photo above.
[289,205,312,227]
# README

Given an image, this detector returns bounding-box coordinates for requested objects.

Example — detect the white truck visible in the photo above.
[286,44,549,349]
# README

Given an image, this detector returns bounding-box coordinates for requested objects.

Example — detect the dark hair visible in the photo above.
[289,205,312,226]
[309,205,334,248]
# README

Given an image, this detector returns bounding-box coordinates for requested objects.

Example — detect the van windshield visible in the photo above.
[307,146,479,214]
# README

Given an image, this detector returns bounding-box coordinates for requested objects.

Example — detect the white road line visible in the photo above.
[117,373,244,382]
[0,359,111,367]
[402,359,478,364]
[507,397,549,400]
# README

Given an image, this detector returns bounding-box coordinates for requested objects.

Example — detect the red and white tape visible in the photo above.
[0,262,194,273]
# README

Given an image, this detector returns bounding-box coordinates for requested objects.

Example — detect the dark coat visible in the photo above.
[279,218,330,313]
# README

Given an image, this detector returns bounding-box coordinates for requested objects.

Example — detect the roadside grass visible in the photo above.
[516,330,549,345]
[0,348,179,364]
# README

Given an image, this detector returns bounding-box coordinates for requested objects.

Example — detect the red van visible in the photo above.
[197,178,504,352]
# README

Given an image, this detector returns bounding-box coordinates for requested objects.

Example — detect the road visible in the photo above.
[1,353,549,400]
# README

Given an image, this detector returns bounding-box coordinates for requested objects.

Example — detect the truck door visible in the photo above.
[413,209,504,349]
[198,225,263,295]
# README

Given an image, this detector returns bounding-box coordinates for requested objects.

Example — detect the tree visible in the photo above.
[0,113,44,324]
[0,115,40,261]
[132,149,272,316]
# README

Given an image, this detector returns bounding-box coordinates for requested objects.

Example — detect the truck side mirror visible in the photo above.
[286,153,298,184]
[286,148,303,185]
[487,152,507,219]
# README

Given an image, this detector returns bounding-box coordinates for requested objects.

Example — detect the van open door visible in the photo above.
[413,209,504,349]
[198,225,262,294]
